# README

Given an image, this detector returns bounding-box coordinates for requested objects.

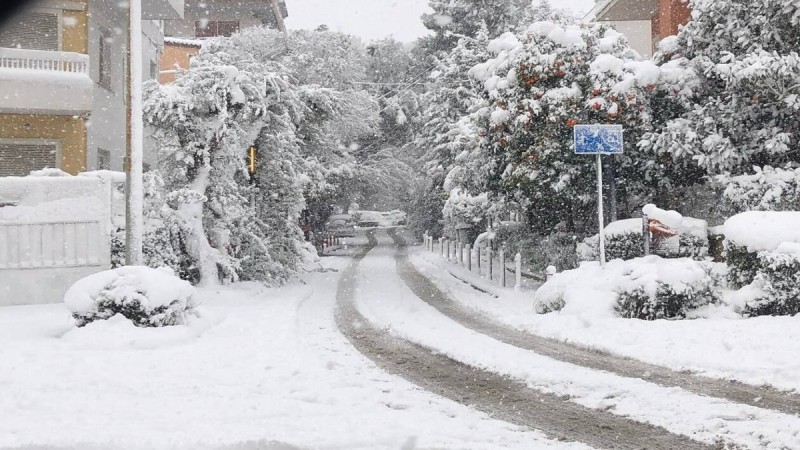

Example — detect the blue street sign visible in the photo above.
[574,124,624,155]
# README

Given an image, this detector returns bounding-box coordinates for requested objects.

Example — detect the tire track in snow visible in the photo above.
[335,229,709,450]
[386,228,800,418]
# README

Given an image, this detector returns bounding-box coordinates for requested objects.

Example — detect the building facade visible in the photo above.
[0,0,183,176]
[586,0,692,58]
[158,0,288,84]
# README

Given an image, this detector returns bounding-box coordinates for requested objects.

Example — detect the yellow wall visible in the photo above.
[0,114,87,174]
[62,0,89,54]
[159,43,200,84]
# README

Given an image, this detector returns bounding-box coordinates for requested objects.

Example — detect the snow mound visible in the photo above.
[65,266,198,328]
[724,211,800,252]
[604,218,641,237]
[534,256,717,319]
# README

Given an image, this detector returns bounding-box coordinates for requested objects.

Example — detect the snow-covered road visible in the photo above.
[343,229,800,450]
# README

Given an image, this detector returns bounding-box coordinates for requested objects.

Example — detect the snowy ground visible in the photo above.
[0,255,568,449]
[352,233,800,449]
[410,247,800,393]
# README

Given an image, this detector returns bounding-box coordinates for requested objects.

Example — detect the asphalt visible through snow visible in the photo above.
[386,228,800,418]
[335,229,711,450]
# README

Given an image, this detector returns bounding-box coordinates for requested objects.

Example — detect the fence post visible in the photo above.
[445,239,451,260]
[642,213,651,256]
[439,237,444,257]
[455,240,461,264]
[465,244,471,271]
[488,246,493,280]
[477,246,482,275]
[500,249,506,287]
[515,253,522,292]
[546,265,557,281]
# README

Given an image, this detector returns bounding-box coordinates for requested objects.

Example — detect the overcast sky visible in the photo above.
[285,0,597,43]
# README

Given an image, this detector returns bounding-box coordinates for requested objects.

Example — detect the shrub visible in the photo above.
[726,243,762,290]
[65,266,198,328]
[616,281,720,320]
[741,249,800,317]
[677,233,709,259]
[495,223,578,273]
[579,231,644,262]
[534,256,719,319]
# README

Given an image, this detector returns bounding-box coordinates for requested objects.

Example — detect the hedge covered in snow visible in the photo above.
[743,245,800,316]
[65,266,198,328]
[533,256,720,320]
[577,208,708,263]
[721,166,800,214]
[724,211,800,289]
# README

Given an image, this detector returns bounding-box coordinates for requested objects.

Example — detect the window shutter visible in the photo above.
[0,143,58,177]
[0,11,59,51]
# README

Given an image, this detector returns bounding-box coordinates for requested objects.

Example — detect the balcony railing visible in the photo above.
[0,47,89,75]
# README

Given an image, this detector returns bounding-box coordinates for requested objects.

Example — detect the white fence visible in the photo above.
[423,234,547,291]
[0,221,105,269]
[0,176,111,306]
[0,48,90,75]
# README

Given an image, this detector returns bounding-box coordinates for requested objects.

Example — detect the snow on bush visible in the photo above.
[65,266,198,328]
[736,245,800,317]
[724,211,800,289]
[721,165,800,214]
[494,223,578,273]
[578,218,644,262]
[578,210,708,263]
[533,256,719,320]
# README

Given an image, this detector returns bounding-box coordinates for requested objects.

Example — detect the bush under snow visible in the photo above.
[724,211,800,289]
[65,266,198,328]
[533,256,720,320]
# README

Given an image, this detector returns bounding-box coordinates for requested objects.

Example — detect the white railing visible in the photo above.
[0,47,89,75]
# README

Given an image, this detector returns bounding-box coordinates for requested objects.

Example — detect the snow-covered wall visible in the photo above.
[0,176,112,306]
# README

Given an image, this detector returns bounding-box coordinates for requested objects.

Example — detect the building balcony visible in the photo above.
[0,47,92,116]
[144,0,185,20]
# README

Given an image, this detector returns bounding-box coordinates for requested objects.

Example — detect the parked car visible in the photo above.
[357,211,383,228]
[325,214,356,237]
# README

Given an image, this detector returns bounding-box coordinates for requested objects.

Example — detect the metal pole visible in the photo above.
[500,249,506,287]
[125,0,144,266]
[488,246,493,280]
[597,152,606,266]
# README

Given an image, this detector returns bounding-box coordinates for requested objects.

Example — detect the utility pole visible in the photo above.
[266,0,288,36]
[125,0,144,265]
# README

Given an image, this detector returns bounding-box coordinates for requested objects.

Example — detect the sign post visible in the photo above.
[574,124,624,267]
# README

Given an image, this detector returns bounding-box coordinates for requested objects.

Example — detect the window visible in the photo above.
[98,30,113,90]
[0,10,59,50]
[0,141,58,177]
[97,148,110,170]
[194,20,240,38]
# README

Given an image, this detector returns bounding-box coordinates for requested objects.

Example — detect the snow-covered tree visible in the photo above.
[422,0,532,51]
[646,0,800,174]
[411,31,492,237]
[459,22,663,233]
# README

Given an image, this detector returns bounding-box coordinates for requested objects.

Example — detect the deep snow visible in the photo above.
[410,248,800,393]
[0,256,567,449]
[355,238,800,449]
